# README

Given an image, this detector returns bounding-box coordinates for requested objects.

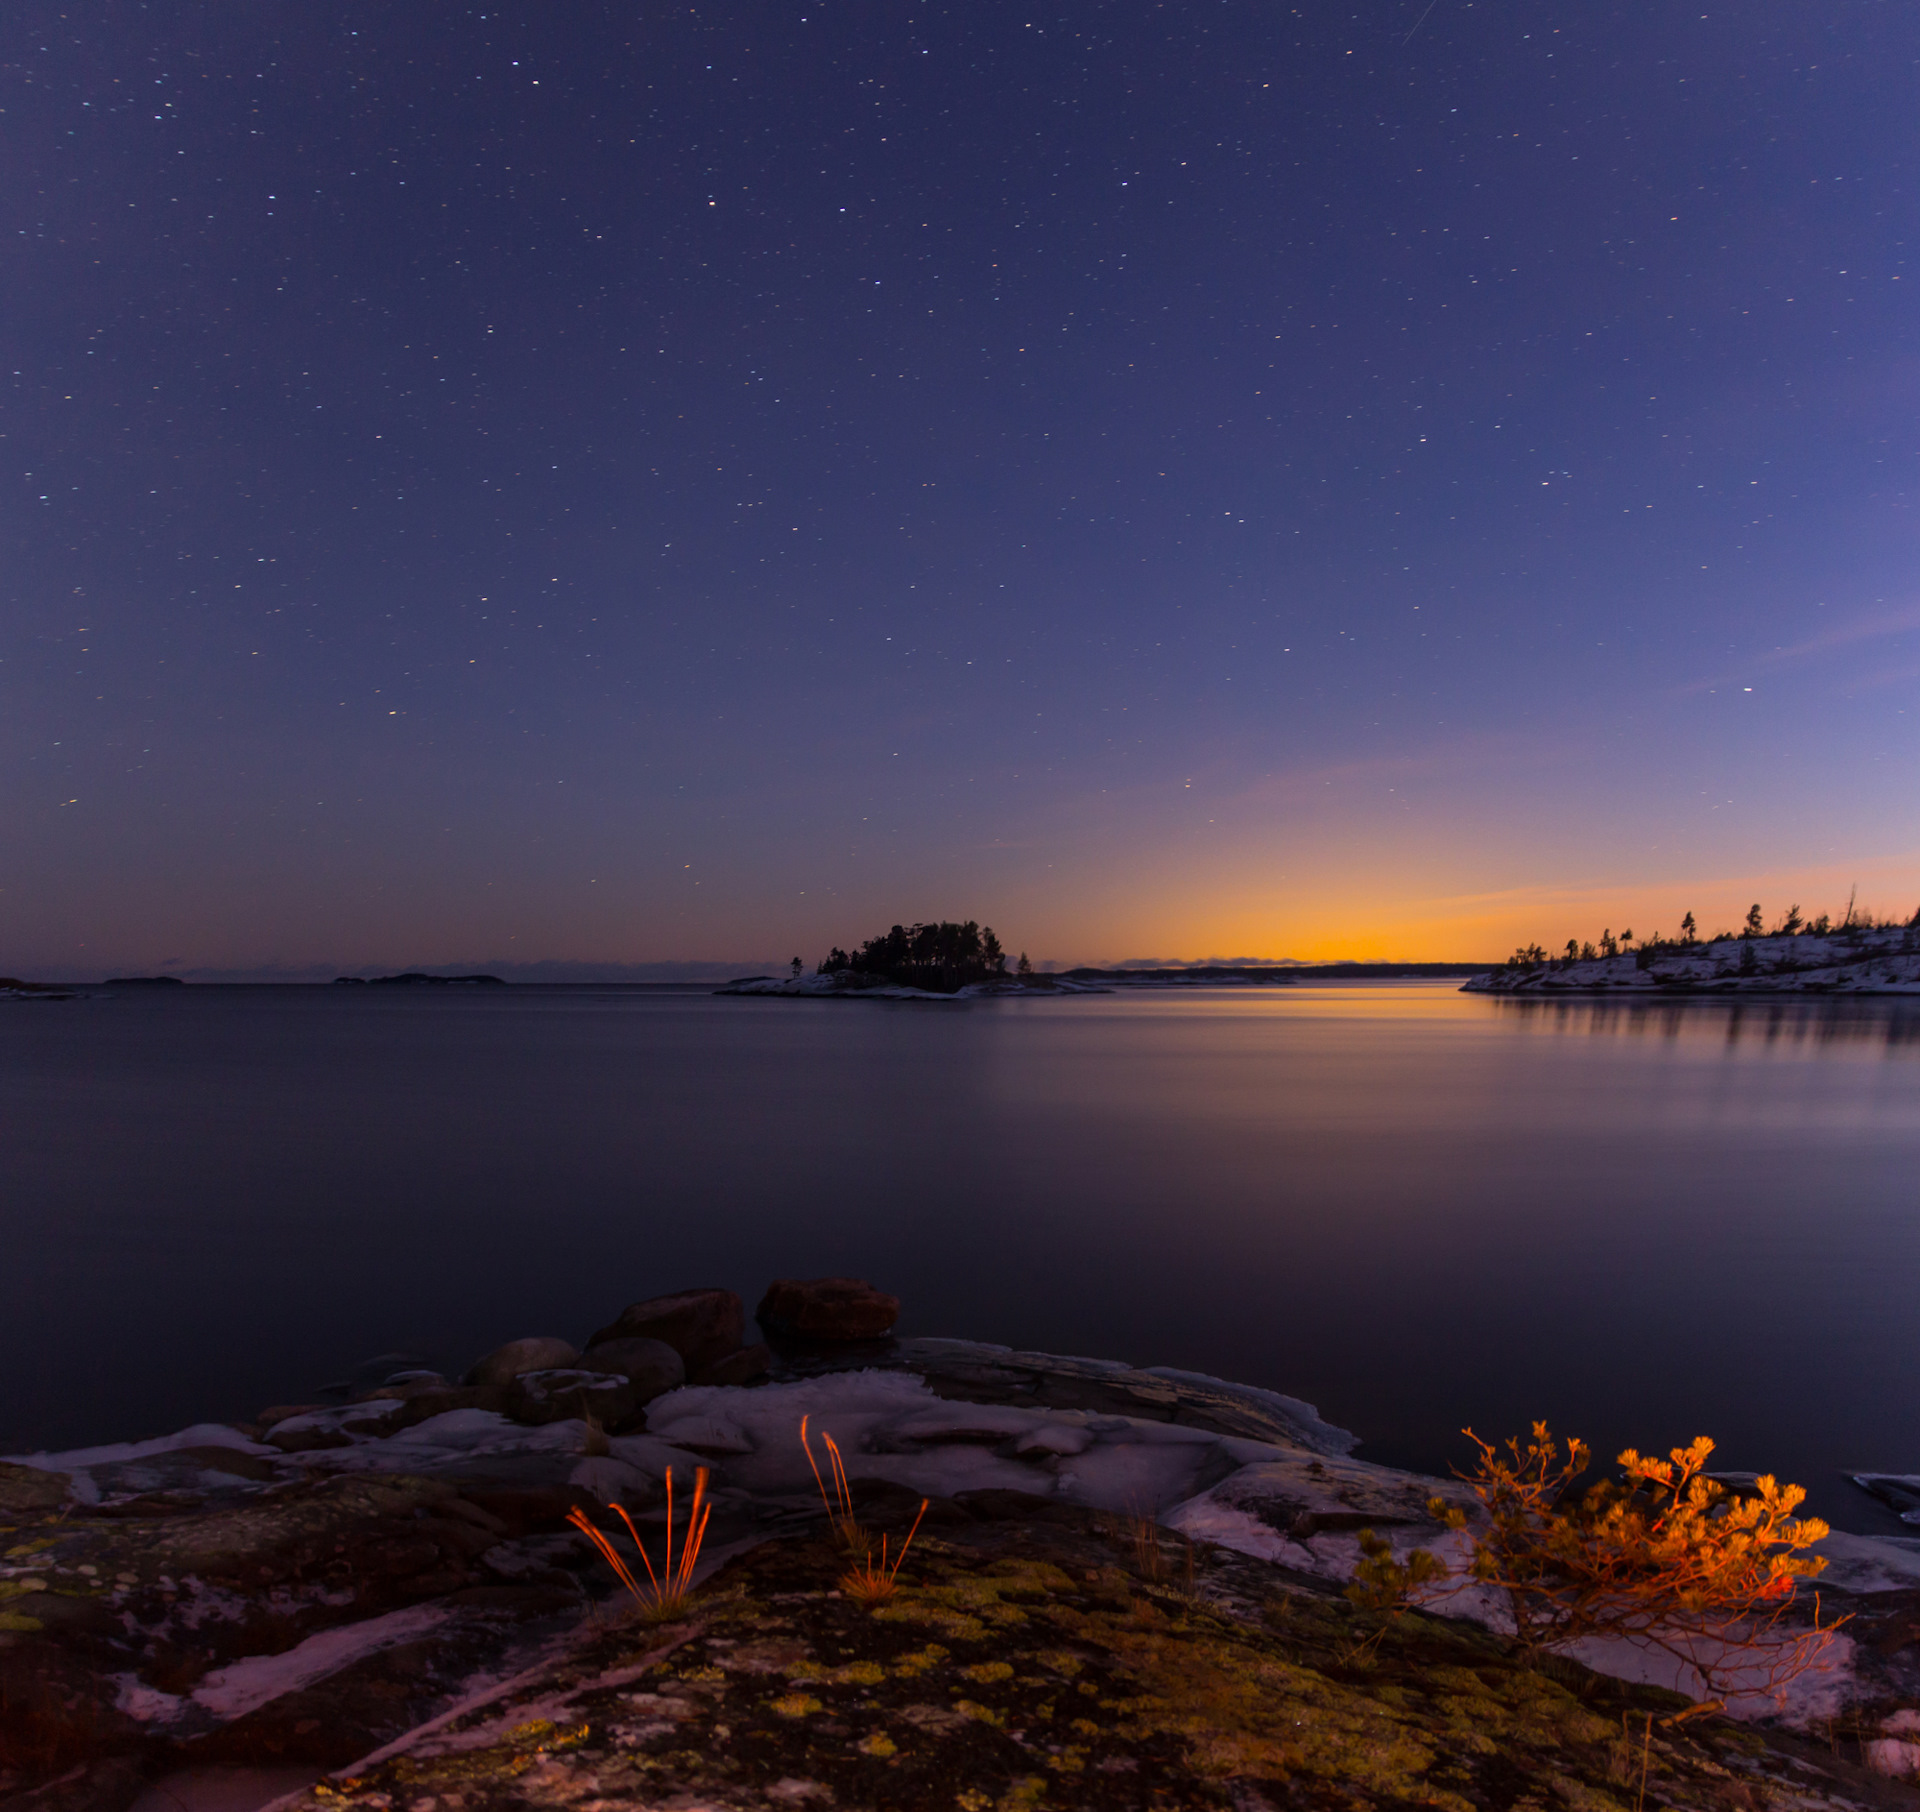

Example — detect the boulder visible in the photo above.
[573,1336,685,1401]
[585,1288,743,1373]
[465,1336,580,1386]
[756,1276,900,1342]
[501,1368,643,1429]
[690,1342,771,1388]
[355,1369,451,1403]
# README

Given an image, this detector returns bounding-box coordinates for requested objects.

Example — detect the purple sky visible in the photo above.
[5,1,1915,976]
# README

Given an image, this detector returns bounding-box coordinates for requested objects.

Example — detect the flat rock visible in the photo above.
[571,1336,685,1401]
[465,1336,580,1386]
[585,1288,743,1372]
[757,1275,901,1341]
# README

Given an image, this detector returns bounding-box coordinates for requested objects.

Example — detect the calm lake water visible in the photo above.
[4,981,1917,1531]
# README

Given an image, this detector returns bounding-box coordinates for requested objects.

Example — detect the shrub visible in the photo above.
[1450,1425,1844,1701]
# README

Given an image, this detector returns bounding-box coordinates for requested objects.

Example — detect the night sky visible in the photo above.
[5,1,1915,977]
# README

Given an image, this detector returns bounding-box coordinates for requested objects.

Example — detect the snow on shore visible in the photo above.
[1466,926,1920,995]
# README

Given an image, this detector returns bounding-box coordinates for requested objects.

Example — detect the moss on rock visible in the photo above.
[289,1502,1887,1811]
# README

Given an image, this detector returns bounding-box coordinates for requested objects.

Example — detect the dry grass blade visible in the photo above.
[839,1498,930,1605]
[800,1413,868,1554]
[567,1465,712,1621]
[1128,1510,1169,1582]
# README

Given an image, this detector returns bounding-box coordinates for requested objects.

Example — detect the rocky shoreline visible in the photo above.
[1465,927,1920,996]
[8,1281,1920,1811]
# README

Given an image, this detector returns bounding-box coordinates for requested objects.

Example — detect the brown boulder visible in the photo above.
[464,1336,579,1386]
[756,1276,900,1342]
[690,1342,772,1388]
[572,1336,686,1400]
[501,1368,643,1429]
[585,1287,743,1372]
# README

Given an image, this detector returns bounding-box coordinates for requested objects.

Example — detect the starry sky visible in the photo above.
[5,0,1915,977]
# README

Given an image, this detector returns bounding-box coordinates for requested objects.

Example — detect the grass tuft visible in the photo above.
[567,1465,712,1621]
[839,1496,930,1605]
[800,1413,869,1555]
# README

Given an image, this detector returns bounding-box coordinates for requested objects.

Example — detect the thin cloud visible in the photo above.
[1679,603,1920,695]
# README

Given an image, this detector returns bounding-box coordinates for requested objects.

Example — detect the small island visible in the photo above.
[719,920,1108,998]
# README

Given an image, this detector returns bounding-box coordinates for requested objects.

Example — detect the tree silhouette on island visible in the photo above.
[818,920,1008,994]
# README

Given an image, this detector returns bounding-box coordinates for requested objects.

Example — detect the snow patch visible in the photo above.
[189,1604,452,1720]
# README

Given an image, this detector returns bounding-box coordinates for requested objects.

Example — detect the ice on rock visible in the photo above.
[567,1457,659,1502]
[603,1433,715,1478]
[383,1407,520,1448]
[1014,1424,1096,1457]
[875,1404,1053,1445]
[5,1422,284,1505]
[4,1422,276,1474]
[264,1402,407,1441]
[190,1605,453,1720]
[1053,1438,1239,1514]
[641,1414,758,1455]
[634,1372,1278,1516]
[1163,1451,1485,1590]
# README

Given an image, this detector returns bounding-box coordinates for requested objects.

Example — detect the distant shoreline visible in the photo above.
[3,961,1524,998]
[1464,925,1920,997]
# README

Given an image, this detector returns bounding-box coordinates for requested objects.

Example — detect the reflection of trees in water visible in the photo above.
[1489,995,1920,1053]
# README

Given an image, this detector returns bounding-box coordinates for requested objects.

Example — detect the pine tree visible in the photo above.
[1743,903,1764,939]
[1680,911,1697,943]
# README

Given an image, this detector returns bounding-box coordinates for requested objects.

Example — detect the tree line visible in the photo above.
[816,920,1016,992]
[1506,894,1920,971]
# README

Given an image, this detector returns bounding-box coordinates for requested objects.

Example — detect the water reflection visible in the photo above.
[1489,993,1920,1055]
[4,982,1918,1536]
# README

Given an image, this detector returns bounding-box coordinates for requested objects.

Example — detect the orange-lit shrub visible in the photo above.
[1450,1424,1845,1699]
